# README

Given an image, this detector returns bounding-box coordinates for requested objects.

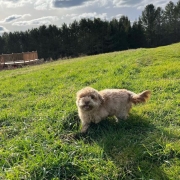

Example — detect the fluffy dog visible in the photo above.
[76,87,151,133]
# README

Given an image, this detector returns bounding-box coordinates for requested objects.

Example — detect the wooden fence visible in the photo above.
[0,51,39,69]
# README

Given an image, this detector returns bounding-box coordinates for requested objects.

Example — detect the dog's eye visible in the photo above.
[91,95,95,99]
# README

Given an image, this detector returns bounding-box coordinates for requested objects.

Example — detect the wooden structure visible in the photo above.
[0,51,39,69]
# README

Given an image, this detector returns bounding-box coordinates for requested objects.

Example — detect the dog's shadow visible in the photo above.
[71,113,173,179]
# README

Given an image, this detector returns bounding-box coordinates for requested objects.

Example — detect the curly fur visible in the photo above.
[76,87,151,133]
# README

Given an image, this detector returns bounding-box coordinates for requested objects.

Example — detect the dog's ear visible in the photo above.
[98,94,104,104]
[76,99,79,107]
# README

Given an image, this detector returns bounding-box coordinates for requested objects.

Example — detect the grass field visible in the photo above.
[0,43,180,180]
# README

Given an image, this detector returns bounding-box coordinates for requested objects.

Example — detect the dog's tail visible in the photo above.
[129,90,151,104]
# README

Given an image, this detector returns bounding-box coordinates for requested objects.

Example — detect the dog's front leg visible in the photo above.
[81,122,90,133]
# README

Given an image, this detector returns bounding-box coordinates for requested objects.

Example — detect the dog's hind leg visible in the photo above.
[117,114,128,120]
[116,108,130,120]
[117,102,132,120]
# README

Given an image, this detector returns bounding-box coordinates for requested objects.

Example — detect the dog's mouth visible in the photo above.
[81,104,93,111]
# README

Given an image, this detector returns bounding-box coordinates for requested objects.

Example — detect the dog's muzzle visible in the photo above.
[78,98,94,111]
[80,104,93,111]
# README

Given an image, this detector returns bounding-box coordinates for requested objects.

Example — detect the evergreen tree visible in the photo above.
[164,1,176,44]
[154,7,165,46]
[29,28,40,56]
[175,0,180,41]
[78,18,94,55]
[0,35,5,54]
[140,4,158,47]
[1,33,9,54]
[91,18,106,54]
[47,25,61,59]
[69,21,80,57]
[118,16,130,50]
[130,19,146,48]
[61,23,71,57]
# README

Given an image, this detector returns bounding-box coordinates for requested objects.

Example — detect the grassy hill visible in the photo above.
[0,43,180,179]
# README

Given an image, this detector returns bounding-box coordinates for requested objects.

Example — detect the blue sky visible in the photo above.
[0,0,179,35]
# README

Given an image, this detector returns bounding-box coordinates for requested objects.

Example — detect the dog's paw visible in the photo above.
[117,115,128,121]
[114,116,119,122]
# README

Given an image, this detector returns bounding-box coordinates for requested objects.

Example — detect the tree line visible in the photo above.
[0,1,180,60]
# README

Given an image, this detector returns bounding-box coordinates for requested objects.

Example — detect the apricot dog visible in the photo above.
[76,87,151,133]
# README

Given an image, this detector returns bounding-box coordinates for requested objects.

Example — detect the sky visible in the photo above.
[0,0,179,35]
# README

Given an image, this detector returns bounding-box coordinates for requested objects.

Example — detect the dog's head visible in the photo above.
[76,87,104,111]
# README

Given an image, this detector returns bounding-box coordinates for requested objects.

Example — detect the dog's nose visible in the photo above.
[84,101,89,105]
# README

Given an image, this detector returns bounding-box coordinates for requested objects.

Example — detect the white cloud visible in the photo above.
[95,0,110,7]
[71,12,107,21]
[34,0,51,10]
[0,0,109,10]
[147,0,171,8]
[33,0,94,10]
[51,0,94,9]
[112,0,174,9]
[61,14,78,20]
[34,0,101,10]
[12,16,59,26]
[112,0,142,8]
[0,26,9,35]
[111,14,124,20]
[0,0,32,8]
[0,14,31,24]
[136,0,174,10]
[0,0,178,10]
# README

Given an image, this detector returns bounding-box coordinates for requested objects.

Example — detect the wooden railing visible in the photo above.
[0,51,39,68]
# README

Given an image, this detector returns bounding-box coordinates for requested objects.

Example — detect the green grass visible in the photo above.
[0,43,180,180]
